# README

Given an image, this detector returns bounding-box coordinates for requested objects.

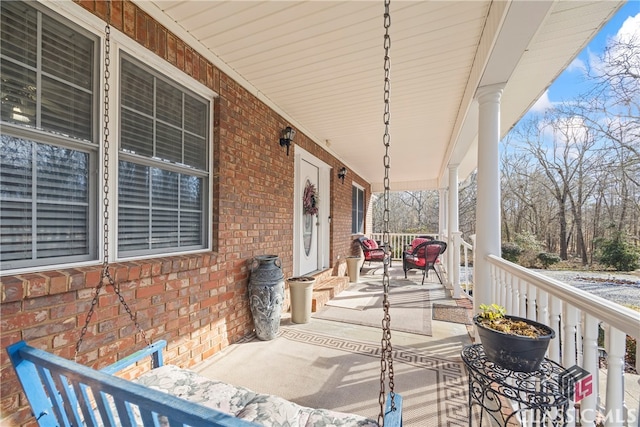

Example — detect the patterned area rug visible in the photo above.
[313,282,432,335]
[196,326,471,426]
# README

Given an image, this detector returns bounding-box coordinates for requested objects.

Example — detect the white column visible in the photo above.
[474,84,504,312]
[438,188,447,240]
[447,165,460,298]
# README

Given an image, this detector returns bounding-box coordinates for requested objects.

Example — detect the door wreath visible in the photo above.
[302,181,319,215]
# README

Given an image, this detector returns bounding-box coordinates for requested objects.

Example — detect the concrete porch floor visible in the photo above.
[193,266,475,425]
[191,265,640,425]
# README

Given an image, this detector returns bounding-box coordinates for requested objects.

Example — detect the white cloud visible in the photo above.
[566,58,586,74]
[616,13,640,43]
[530,90,553,113]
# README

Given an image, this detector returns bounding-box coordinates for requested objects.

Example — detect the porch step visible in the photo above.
[311,276,350,312]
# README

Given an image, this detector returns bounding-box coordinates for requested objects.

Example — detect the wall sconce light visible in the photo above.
[337,167,347,184]
[279,126,296,156]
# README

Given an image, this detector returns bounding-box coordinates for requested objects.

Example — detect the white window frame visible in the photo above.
[352,184,365,234]
[1,1,216,274]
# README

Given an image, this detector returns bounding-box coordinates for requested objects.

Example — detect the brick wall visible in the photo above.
[0,1,371,425]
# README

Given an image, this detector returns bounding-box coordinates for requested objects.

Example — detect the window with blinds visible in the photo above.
[0,1,98,270]
[352,186,365,234]
[118,56,209,256]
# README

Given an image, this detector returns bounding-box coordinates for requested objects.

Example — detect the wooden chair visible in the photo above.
[402,238,447,284]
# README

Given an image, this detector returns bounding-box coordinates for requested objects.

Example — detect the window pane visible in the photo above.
[119,162,149,205]
[121,111,153,156]
[41,75,93,140]
[0,59,37,126]
[156,122,182,164]
[0,1,37,67]
[1,135,92,268]
[36,144,88,202]
[152,169,178,209]
[121,60,153,115]
[42,15,94,89]
[152,210,178,248]
[184,133,207,170]
[180,210,202,246]
[156,79,182,127]
[1,135,32,198]
[1,199,32,262]
[184,95,207,137]
[37,202,88,258]
[118,207,150,252]
[180,175,202,211]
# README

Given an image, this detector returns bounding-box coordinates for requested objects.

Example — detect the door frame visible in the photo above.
[294,147,330,276]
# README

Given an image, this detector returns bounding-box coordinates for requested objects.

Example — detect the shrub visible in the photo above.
[501,242,522,263]
[514,232,543,267]
[537,252,561,269]
[596,231,640,271]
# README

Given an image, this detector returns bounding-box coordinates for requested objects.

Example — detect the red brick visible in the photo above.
[123,0,136,38]
[0,277,24,303]
[110,0,124,31]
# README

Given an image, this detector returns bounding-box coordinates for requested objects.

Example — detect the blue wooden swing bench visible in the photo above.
[7,340,402,427]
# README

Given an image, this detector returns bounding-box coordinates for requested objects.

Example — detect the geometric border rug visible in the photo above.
[279,328,470,426]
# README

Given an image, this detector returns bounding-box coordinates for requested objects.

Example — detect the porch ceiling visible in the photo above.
[144,1,622,191]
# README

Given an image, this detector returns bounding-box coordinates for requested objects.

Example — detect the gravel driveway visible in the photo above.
[532,270,640,308]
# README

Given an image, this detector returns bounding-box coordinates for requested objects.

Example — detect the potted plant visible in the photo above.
[474,304,555,372]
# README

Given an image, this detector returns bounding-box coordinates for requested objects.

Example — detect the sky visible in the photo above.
[530,1,640,112]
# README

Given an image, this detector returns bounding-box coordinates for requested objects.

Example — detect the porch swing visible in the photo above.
[7,1,403,426]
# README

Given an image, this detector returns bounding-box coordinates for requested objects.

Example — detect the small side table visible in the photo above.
[461,344,570,427]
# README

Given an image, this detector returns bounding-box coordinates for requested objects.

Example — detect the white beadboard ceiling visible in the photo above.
[144,1,622,191]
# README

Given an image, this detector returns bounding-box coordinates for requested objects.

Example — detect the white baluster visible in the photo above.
[605,327,626,427]
[581,314,599,425]
[563,304,579,368]
[538,289,549,327]
[562,305,579,427]
[527,284,537,322]
[518,279,527,319]
[548,296,562,363]
[452,231,462,299]
[507,275,520,316]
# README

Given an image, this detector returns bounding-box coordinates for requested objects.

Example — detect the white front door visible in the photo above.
[294,148,330,276]
[298,159,320,274]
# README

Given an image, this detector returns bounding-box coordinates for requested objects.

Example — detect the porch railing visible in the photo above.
[487,255,640,427]
[369,233,439,259]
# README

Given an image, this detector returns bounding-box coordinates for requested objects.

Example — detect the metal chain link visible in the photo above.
[378,0,395,424]
[76,23,150,360]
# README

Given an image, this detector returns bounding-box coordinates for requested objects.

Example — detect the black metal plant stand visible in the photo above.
[461,344,570,427]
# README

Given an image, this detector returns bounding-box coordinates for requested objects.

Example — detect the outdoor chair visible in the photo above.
[357,236,392,272]
[402,238,447,284]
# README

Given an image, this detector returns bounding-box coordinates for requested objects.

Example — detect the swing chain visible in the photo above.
[378,0,395,425]
[75,23,149,360]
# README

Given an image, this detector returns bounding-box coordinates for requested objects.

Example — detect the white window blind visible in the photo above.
[0,1,97,270]
[118,57,209,256]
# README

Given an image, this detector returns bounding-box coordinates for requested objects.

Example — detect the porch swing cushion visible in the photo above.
[135,364,378,426]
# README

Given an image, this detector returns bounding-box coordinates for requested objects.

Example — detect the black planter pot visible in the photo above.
[473,314,555,372]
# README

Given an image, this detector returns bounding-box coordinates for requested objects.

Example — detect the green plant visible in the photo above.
[477,304,548,338]
[596,231,640,271]
[501,242,522,263]
[478,304,506,321]
[537,252,561,269]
